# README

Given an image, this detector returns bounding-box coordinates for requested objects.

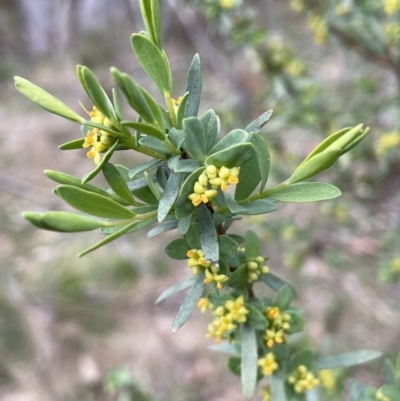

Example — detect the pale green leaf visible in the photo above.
[318,350,383,369]
[241,325,258,400]
[268,183,342,202]
[155,276,197,304]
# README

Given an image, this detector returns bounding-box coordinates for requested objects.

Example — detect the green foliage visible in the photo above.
[15,0,384,399]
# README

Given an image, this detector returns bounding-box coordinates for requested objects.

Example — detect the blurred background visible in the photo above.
[1,0,399,400]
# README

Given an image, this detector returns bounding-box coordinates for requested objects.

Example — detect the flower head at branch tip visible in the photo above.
[287,365,320,394]
[83,106,117,165]
[384,0,400,15]
[258,352,278,376]
[188,166,240,207]
[246,255,269,282]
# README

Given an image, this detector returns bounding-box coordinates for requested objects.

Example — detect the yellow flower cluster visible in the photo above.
[247,256,269,282]
[384,23,400,46]
[220,0,235,9]
[391,257,400,272]
[188,165,240,207]
[264,307,291,347]
[287,365,320,394]
[376,388,391,401]
[375,131,400,157]
[83,106,117,165]
[318,369,336,392]
[258,352,278,376]
[384,0,400,15]
[187,249,228,289]
[285,59,305,77]
[308,14,328,45]
[201,295,249,343]
[290,0,304,12]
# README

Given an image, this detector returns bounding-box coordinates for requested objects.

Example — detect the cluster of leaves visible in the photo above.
[350,353,400,401]
[14,0,383,399]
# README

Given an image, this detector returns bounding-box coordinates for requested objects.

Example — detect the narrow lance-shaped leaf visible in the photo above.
[59,138,85,150]
[241,325,258,400]
[183,117,207,162]
[82,139,120,184]
[155,276,197,304]
[131,34,172,95]
[121,121,166,141]
[144,171,162,200]
[78,220,139,257]
[205,143,255,168]
[54,185,136,219]
[172,273,205,332]
[22,211,108,232]
[318,350,383,370]
[268,183,342,203]
[198,204,219,264]
[147,220,178,238]
[270,374,288,401]
[150,0,162,49]
[14,77,84,123]
[102,162,135,204]
[252,133,270,192]
[79,66,116,122]
[158,172,183,222]
[245,230,261,260]
[184,53,202,118]
[245,110,273,133]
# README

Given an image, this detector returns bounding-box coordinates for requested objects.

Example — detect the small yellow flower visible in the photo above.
[384,0,400,15]
[172,96,183,113]
[83,106,117,165]
[197,297,213,313]
[258,353,279,376]
[285,60,305,77]
[220,0,235,10]
[375,131,400,157]
[288,365,320,393]
[264,328,284,347]
[267,306,280,320]
[319,369,336,392]
[259,386,271,401]
[376,388,391,401]
[308,14,328,45]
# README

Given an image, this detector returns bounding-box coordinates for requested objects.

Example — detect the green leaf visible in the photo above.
[198,220,217,255]
[176,92,190,129]
[235,157,261,201]
[198,204,219,264]
[270,374,287,401]
[245,110,273,133]
[82,120,128,140]
[173,159,203,173]
[131,34,172,94]
[111,68,156,125]
[227,356,242,376]
[155,276,197,304]
[158,172,183,222]
[22,211,108,232]
[178,216,192,235]
[144,171,161,201]
[172,273,205,332]
[241,325,258,400]
[289,350,314,371]
[147,220,178,238]
[246,304,268,330]
[184,53,202,118]
[275,285,295,311]
[44,169,129,205]
[175,167,206,219]
[383,358,398,386]
[55,185,136,219]
[205,143,255,168]
[79,66,116,122]
[252,133,270,192]
[183,117,207,161]
[129,158,161,179]
[78,220,139,257]
[102,163,135,204]
[240,199,277,215]
[201,109,219,153]
[245,230,261,260]
[285,311,306,334]
[208,129,249,155]
[59,138,85,150]
[139,136,171,154]
[269,183,342,203]
[380,384,400,399]
[14,77,84,123]
[185,223,201,249]
[225,194,248,214]
[261,273,296,294]
[121,121,165,140]
[151,0,162,48]
[82,139,120,184]
[318,351,383,370]
[99,214,157,235]
[112,88,124,121]
[168,128,185,149]
[164,238,191,260]
[227,264,248,288]
[218,235,239,259]
[289,149,341,183]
